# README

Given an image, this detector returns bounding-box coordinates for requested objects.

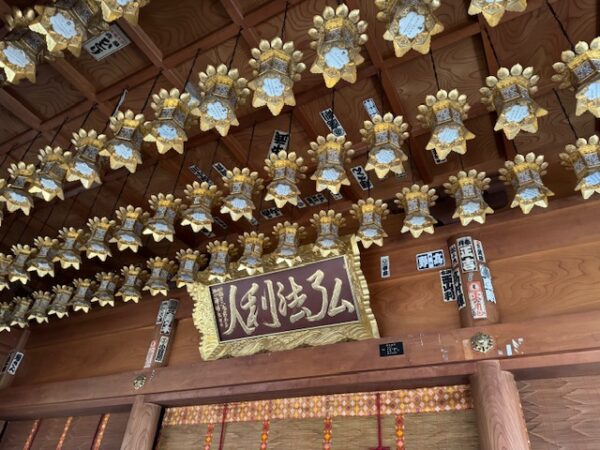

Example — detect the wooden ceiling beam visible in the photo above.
[220,0,260,48]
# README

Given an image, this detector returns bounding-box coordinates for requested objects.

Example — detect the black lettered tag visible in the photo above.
[379,341,404,357]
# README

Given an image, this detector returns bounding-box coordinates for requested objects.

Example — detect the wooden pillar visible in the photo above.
[447,234,500,327]
[470,360,530,450]
[120,396,162,450]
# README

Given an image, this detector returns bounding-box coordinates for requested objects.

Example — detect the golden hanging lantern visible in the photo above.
[0,253,13,291]
[1,162,36,215]
[116,265,148,303]
[49,285,73,318]
[468,0,527,27]
[66,129,106,189]
[375,0,444,58]
[93,272,121,307]
[111,205,149,252]
[143,88,199,154]
[71,278,97,313]
[264,151,307,207]
[144,257,177,296]
[480,64,547,140]
[54,227,87,269]
[560,135,600,199]
[248,37,306,116]
[416,89,475,160]
[271,221,305,267]
[237,232,270,275]
[444,170,494,226]
[309,134,354,194]
[204,240,235,283]
[29,146,70,201]
[499,152,554,214]
[143,193,185,242]
[181,182,222,232]
[82,217,115,261]
[96,0,150,24]
[10,297,32,328]
[9,244,36,284]
[308,4,368,88]
[101,110,146,173]
[350,198,389,248]
[552,37,600,118]
[310,209,346,257]
[0,8,49,85]
[27,290,52,324]
[28,236,59,277]
[220,167,264,222]
[173,249,206,288]
[0,302,12,332]
[196,64,250,136]
[360,113,409,179]
[394,184,438,238]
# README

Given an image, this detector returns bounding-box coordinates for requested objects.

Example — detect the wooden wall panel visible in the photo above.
[30,417,67,450]
[61,415,102,450]
[0,420,37,450]
[98,412,130,450]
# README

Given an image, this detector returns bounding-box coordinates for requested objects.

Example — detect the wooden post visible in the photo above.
[447,234,500,327]
[470,360,530,450]
[120,395,162,450]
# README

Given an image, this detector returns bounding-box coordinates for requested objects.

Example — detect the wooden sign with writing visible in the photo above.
[191,238,379,360]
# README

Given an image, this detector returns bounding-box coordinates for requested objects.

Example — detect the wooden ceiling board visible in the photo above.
[0,105,28,142]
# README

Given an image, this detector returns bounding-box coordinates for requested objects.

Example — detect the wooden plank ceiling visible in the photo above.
[0,0,597,293]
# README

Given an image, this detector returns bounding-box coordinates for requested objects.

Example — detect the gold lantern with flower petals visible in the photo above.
[9,244,36,284]
[111,205,149,252]
[375,0,444,58]
[394,184,438,238]
[237,232,270,275]
[480,64,547,140]
[499,152,554,214]
[66,129,106,188]
[173,249,206,288]
[101,110,145,173]
[204,240,235,283]
[144,257,177,296]
[360,113,409,179]
[29,146,70,201]
[143,193,185,242]
[248,37,306,116]
[416,89,475,160]
[82,217,115,261]
[559,135,600,199]
[143,88,199,154]
[27,290,52,324]
[311,209,346,257]
[309,134,354,194]
[264,151,306,208]
[28,236,58,277]
[0,253,13,291]
[96,0,150,24]
[552,37,600,118]
[181,182,222,232]
[1,162,35,215]
[468,0,527,27]
[309,4,368,88]
[0,302,12,332]
[117,265,148,303]
[220,168,263,222]
[71,278,97,313]
[54,227,87,269]
[196,64,250,136]
[93,272,121,307]
[49,285,73,318]
[444,170,494,226]
[350,198,389,248]
[10,297,32,328]
[271,221,304,267]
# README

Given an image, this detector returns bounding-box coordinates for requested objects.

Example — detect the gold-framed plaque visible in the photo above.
[190,237,379,360]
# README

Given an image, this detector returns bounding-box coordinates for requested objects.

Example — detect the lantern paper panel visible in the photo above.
[220,168,263,222]
[310,209,346,257]
[264,151,307,208]
[66,129,106,189]
[237,232,270,275]
[552,37,600,118]
[173,249,207,288]
[271,221,305,267]
[444,170,494,226]
[559,135,600,199]
[0,253,13,291]
[1,162,36,215]
[101,110,146,173]
[9,244,36,284]
[28,236,59,277]
[360,113,409,179]
[29,146,70,201]
[309,134,354,194]
[468,0,527,27]
[96,0,150,24]
[111,205,149,252]
[10,297,32,328]
[117,265,148,303]
[54,227,87,269]
[480,64,547,140]
[0,302,12,332]
[350,198,389,248]
[71,278,97,313]
[309,4,368,88]
[203,240,235,283]
[181,182,222,233]
[143,193,185,242]
[395,184,438,238]
[49,285,74,318]
[498,152,554,214]
[27,290,52,324]
[144,257,177,297]
[82,217,115,261]
[93,272,121,307]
